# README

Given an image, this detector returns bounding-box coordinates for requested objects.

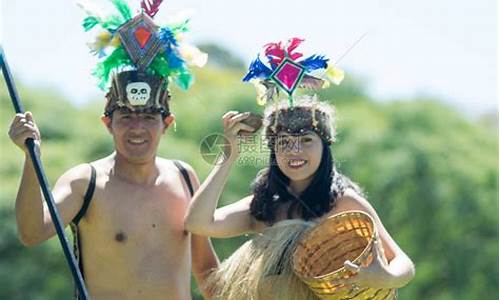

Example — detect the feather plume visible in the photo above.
[76,0,105,20]
[141,0,164,18]
[242,56,273,82]
[158,27,178,47]
[110,0,132,22]
[169,19,190,36]
[82,16,100,31]
[165,49,185,69]
[149,55,171,78]
[299,75,325,89]
[286,37,304,61]
[325,65,344,85]
[299,55,329,72]
[264,41,285,67]
[174,69,194,90]
[93,47,133,89]
[178,44,208,67]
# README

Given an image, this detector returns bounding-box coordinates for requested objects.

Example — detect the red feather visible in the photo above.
[141,0,164,18]
[263,38,305,67]
[287,37,304,61]
[264,41,285,66]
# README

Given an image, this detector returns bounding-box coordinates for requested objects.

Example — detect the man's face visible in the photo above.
[104,108,167,163]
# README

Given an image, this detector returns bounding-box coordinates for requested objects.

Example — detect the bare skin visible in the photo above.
[184,110,415,291]
[9,111,218,300]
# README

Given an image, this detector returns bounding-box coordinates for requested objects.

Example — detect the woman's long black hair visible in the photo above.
[250,138,356,224]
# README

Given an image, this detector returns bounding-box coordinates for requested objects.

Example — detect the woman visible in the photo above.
[184,96,415,299]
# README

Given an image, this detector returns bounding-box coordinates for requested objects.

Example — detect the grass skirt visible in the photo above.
[205,219,320,300]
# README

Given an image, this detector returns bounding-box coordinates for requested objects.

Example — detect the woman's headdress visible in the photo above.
[243,38,343,143]
[242,37,344,106]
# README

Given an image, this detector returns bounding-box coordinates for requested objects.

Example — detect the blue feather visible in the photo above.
[164,49,185,69]
[242,55,273,82]
[158,27,178,47]
[158,27,184,69]
[299,55,329,72]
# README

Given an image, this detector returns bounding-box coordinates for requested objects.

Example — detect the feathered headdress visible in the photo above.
[78,0,206,90]
[242,37,344,106]
[78,0,207,117]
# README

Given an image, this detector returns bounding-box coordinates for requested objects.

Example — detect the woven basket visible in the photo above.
[292,210,397,299]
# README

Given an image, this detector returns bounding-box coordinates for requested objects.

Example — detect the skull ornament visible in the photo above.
[126,82,151,106]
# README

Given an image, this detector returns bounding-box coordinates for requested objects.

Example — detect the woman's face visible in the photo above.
[274,130,323,182]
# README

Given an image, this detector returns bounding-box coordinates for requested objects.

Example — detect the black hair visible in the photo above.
[250,138,356,224]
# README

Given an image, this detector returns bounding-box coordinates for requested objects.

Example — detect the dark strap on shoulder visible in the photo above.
[173,160,194,197]
[72,164,96,225]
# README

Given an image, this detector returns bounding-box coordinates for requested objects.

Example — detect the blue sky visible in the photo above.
[1,0,497,116]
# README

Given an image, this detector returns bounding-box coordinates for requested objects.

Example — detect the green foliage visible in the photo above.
[0,59,497,299]
[332,99,498,299]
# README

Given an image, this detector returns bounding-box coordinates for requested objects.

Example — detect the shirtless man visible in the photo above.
[8,71,218,299]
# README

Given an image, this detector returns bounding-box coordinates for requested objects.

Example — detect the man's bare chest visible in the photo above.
[80,181,189,246]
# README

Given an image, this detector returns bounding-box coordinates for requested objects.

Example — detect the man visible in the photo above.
[9,87,217,300]
[8,2,218,299]
[8,83,218,299]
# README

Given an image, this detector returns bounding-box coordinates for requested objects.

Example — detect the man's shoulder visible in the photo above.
[60,163,93,181]
[156,158,200,188]
[157,158,196,174]
[59,157,111,186]
[55,163,94,197]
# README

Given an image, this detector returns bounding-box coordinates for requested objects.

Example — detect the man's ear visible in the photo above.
[163,114,175,131]
[101,115,112,133]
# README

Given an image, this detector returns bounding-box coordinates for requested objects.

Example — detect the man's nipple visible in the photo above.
[115,231,127,243]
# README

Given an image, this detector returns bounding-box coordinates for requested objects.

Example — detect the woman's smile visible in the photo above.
[287,158,308,169]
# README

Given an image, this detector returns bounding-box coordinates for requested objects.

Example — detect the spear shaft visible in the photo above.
[0,46,90,300]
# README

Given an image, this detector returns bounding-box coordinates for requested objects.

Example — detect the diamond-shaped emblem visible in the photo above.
[134,26,152,49]
[118,13,161,70]
[270,58,305,96]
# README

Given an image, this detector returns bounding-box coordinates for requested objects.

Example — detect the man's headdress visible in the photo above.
[78,0,207,117]
[243,38,343,144]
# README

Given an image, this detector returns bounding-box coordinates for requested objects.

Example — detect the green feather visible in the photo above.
[169,19,190,35]
[100,15,125,31]
[110,0,132,22]
[82,16,100,31]
[149,56,172,79]
[175,70,193,90]
[93,47,133,90]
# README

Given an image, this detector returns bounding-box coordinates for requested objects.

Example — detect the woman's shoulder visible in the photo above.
[330,187,376,216]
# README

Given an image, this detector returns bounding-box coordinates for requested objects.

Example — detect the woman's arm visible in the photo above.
[332,189,416,289]
[184,111,259,238]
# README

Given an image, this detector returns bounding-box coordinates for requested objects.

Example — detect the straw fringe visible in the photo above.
[205,220,320,300]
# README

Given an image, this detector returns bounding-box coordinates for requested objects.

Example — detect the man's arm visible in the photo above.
[9,112,89,246]
[16,161,90,246]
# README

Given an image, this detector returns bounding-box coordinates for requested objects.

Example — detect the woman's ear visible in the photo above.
[163,113,176,131]
[101,115,112,133]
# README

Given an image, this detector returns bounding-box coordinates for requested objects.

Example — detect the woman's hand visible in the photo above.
[221,111,256,162]
[331,240,399,291]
